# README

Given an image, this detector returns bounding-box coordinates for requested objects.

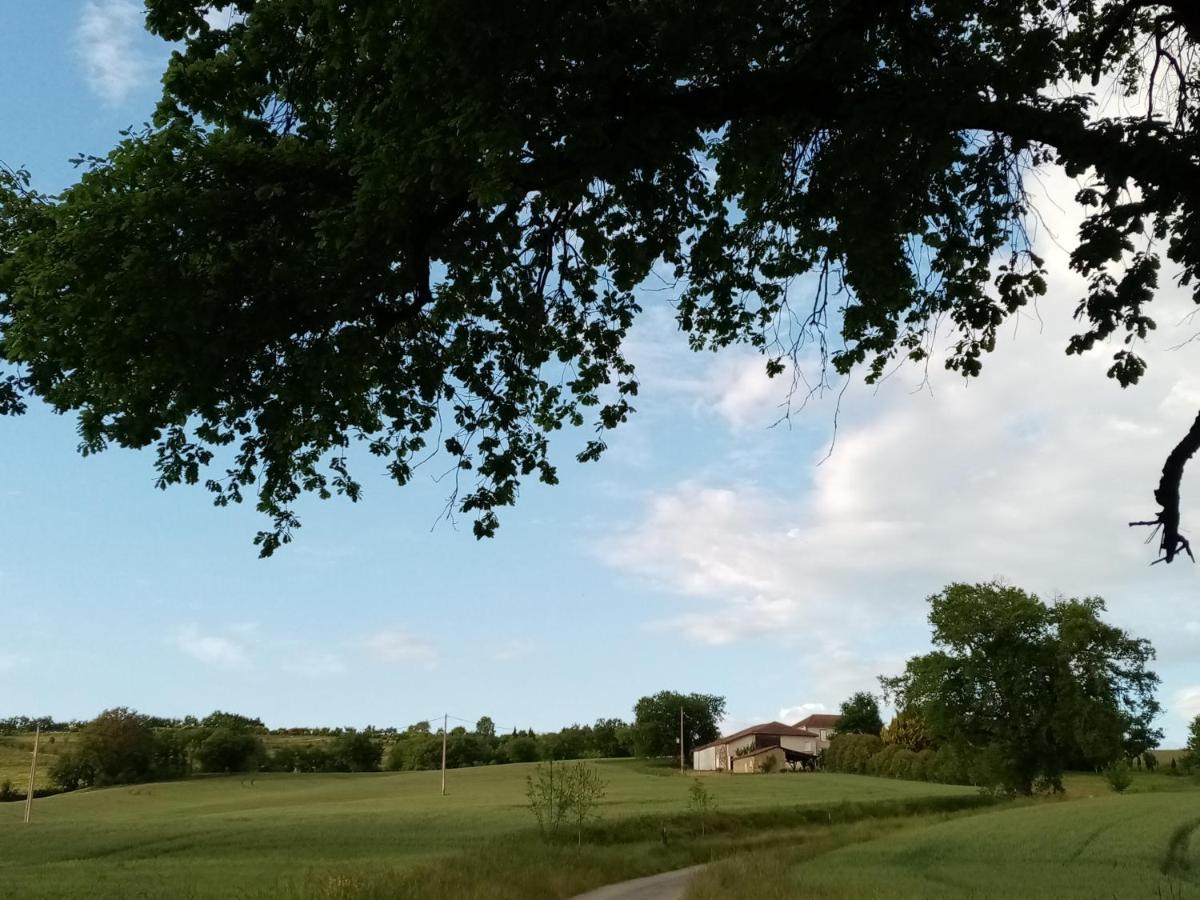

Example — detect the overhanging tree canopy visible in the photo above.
[2,0,1199,556]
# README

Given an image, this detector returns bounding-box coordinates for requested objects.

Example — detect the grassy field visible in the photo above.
[687,774,1200,899]
[0,760,976,898]
[0,733,77,792]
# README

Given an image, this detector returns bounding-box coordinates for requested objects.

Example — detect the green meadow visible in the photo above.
[0,760,975,898]
[687,775,1200,900]
[3,748,1198,899]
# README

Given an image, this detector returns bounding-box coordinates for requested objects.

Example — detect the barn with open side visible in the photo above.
[692,721,820,772]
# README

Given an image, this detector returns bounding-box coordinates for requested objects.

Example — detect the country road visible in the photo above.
[569,865,707,900]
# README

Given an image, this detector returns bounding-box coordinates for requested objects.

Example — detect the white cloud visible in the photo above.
[170,625,248,668]
[283,650,346,677]
[778,702,829,722]
[490,638,535,662]
[602,167,1200,735]
[0,652,28,670]
[203,5,234,29]
[1174,686,1200,726]
[363,630,437,664]
[75,0,151,105]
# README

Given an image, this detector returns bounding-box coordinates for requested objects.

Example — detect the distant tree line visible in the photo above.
[0,716,84,735]
[22,689,725,793]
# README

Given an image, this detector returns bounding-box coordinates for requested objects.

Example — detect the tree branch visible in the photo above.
[1131,408,1200,563]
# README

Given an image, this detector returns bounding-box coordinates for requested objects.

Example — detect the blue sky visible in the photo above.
[2,2,1198,745]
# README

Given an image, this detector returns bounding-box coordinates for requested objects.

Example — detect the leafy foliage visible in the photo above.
[835,692,884,737]
[4,3,1200,553]
[882,582,1162,795]
[632,691,725,760]
[687,777,718,835]
[194,728,265,773]
[1103,759,1134,793]
[1186,715,1200,771]
[881,709,933,752]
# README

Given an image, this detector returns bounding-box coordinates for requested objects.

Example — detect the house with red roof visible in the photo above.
[691,721,821,772]
[691,713,844,773]
[792,713,841,745]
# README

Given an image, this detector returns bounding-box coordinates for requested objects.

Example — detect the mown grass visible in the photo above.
[0,760,975,899]
[686,776,1200,900]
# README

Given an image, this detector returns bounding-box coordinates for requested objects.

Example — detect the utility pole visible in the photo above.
[23,725,40,824]
[441,713,448,796]
[679,706,685,774]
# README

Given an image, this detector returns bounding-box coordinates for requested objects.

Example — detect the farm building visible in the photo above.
[692,721,821,772]
[792,713,841,744]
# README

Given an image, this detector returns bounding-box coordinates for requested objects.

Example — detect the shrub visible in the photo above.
[561,762,607,846]
[526,760,607,845]
[1104,760,1134,793]
[49,750,97,791]
[688,778,717,835]
[912,749,936,782]
[194,728,264,773]
[889,748,918,780]
[1186,714,1200,771]
[330,731,383,772]
[0,779,17,801]
[525,760,570,837]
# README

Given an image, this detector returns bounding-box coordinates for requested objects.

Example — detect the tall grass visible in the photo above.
[272,794,1000,900]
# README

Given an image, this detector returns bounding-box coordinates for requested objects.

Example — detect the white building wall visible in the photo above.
[780,735,817,755]
[692,746,720,771]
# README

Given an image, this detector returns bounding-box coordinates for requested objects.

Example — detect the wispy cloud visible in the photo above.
[170,624,249,668]
[1174,686,1200,726]
[75,0,151,105]
[490,638,535,662]
[600,167,1200,742]
[283,650,346,677]
[363,630,437,665]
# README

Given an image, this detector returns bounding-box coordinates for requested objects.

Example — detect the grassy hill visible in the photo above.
[687,775,1200,900]
[0,733,76,792]
[0,760,975,898]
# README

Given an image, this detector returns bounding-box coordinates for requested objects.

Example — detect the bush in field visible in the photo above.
[384,732,442,771]
[912,749,936,782]
[525,759,570,837]
[194,728,264,773]
[500,734,540,764]
[824,734,884,775]
[561,762,607,846]
[1186,715,1200,771]
[75,708,159,786]
[824,733,974,787]
[1103,760,1134,793]
[330,731,383,772]
[525,760,607,844]
[888,748,918,780]
[866,743,901,777]
[0,779,17,801]
[48,751,97,790]
[688,778,717,835]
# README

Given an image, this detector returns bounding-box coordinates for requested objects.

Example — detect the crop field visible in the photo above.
[0,760,975,898]
[687,778,1200,899]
